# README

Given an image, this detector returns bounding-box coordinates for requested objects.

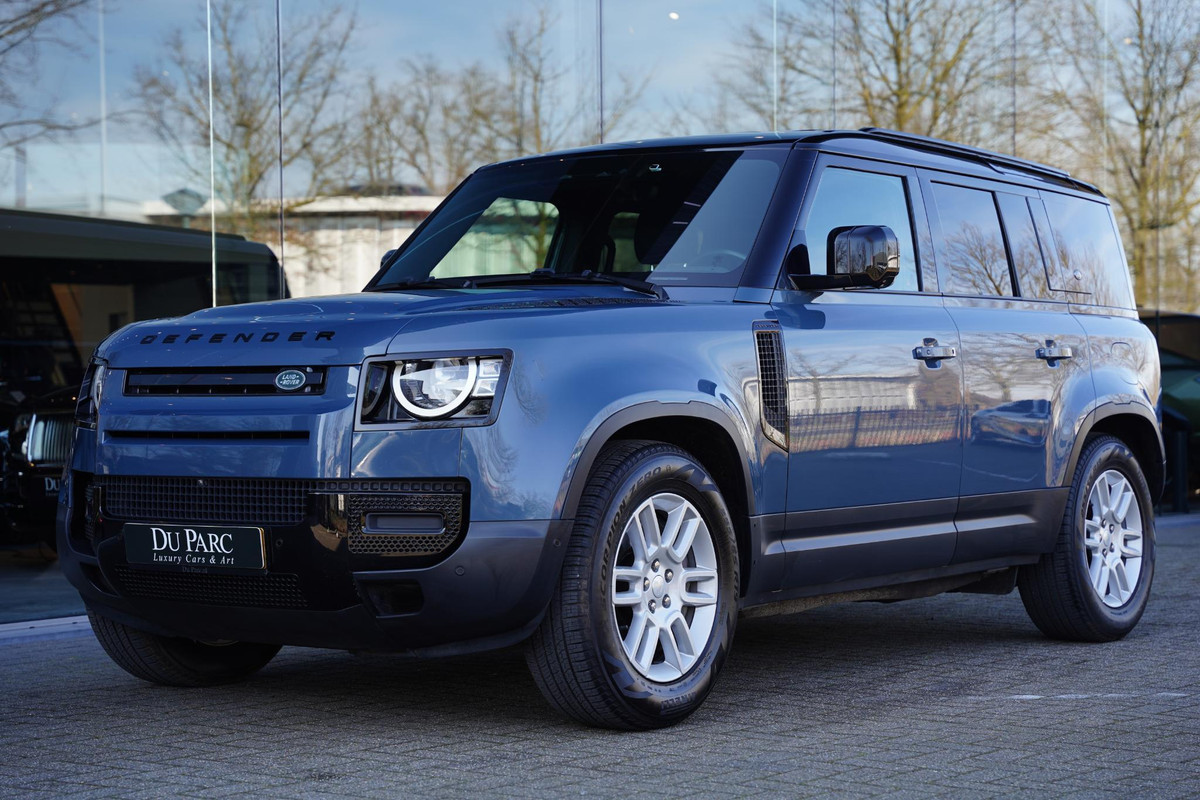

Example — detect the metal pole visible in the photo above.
[772,0,778,131]
[98,0,107,215]
[275,0,285,298]
[1011,0,1017,155]
[597,0,604,143]
[206,0,217,307]
[831,0,838,128]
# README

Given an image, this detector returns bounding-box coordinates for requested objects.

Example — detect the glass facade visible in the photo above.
[3,0,1200,312]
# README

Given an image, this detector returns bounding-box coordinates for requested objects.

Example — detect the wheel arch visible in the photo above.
[555,402,758,596]
[1068,403,1165,501]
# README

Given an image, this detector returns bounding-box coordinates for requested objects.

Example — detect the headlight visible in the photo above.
[360,354,507,424]
[74,359,108,429]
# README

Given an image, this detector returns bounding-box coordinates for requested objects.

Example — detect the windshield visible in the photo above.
[371,147,786,289]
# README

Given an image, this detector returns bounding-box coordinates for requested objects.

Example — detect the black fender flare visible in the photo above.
[1064,401,1165,499]
[554,400,758,523]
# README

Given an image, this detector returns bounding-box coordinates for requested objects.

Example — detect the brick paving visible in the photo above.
[3,516,1198,798]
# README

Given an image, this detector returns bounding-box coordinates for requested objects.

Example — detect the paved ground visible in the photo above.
[3,515,1198,798]
[0,544,84,624]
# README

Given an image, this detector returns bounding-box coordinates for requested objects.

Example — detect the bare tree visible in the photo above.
[838,0,996,138]
[696,0,1009,144]
[1042,0,1200,309]
[355,60,499,195]
[133,0,356,238]
[357,2,646,195]
[709,4,822,131]
[0,0,93,148]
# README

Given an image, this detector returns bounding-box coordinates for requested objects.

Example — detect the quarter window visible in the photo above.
[931,183,1014,298]
[802,168,919,292]
[1042,193,1134,309]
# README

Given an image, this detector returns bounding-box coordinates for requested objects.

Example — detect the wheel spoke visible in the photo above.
[1111,480,1135,525]
[1090,554,1107,596]
[637,503,662,554]
[1094,475,1112,517]
[623,611,650,662]
[681,567,719,606]
[667,516,700,563]
[669,615,698,657]
[633,620,658,673]
[612,566,643,607]
[1118,531,1143,559]
[1083,518,1104,551]
[658,502,687,557]
[659,621,684,672]
[1111,559,1131,600]
[659,616,698,675]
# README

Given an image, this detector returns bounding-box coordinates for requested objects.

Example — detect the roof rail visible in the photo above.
[842,127,1100,194]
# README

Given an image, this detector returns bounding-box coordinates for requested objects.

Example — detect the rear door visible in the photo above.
[919,173,1091,562]
[772,156,964,589]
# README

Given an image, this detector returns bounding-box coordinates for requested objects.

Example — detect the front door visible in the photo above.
[774,158,964,589]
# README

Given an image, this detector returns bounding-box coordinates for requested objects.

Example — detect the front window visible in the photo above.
[372,147,787,289]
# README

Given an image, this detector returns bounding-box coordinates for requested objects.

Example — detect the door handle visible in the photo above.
[912,338,957,366]
[1035,340,1073,364]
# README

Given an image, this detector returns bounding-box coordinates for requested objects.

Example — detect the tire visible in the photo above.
[526,440,739,730]
[88,609,281,687]
[1018,434,1156,642]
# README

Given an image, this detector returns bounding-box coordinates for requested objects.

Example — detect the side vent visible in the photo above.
[753,322,788,450]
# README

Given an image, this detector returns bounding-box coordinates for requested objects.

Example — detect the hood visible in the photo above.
[98,287,664,368]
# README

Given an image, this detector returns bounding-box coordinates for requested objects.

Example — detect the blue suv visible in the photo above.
[59,129,1162,729]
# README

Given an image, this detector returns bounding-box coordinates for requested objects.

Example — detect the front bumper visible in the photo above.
[57,471,570,655]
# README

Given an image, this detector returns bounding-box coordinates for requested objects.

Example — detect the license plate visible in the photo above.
[123,523,266,571]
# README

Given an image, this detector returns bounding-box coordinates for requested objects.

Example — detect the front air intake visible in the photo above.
[753,323,788,450]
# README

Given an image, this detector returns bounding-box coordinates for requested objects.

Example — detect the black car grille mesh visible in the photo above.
[113,565,308,609]
[98,476,313,526]
[347,492,464,556]
[754,325,789,449]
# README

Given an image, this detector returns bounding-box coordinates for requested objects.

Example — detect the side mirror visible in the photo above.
[380,249,397,268]
[787,225,900,291]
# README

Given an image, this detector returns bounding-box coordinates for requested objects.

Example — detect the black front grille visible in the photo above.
[113,566,308,608]
[95,476,469,545]
[124,366,326,396]
[754,325,789,449]
[98,476,314,526]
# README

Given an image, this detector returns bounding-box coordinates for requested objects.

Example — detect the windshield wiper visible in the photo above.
[472,269,667,300]
[371,276,476,291]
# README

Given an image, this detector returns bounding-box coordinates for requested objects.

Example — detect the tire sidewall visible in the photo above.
[586,449,738,724]
[1069,438,1156,633]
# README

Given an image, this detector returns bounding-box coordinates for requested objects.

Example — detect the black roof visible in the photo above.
[510,127,1100,196]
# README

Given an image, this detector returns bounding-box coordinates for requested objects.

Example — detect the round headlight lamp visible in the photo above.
[392,357,479,419]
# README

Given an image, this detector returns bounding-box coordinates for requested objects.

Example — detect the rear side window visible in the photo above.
[930,183,1014,297]
[803,168,919,292]
[996,194,1053,300]
[1041,194,1134,309]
